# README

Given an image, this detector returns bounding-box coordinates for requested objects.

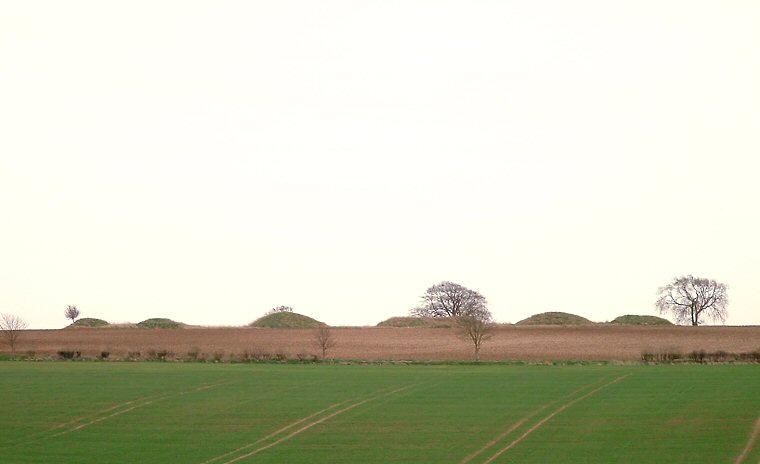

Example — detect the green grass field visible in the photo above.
[1,362,759,463]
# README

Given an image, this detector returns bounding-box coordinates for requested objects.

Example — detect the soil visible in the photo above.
[11,325,760,362]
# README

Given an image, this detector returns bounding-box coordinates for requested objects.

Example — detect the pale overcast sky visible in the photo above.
[2,1,759,329]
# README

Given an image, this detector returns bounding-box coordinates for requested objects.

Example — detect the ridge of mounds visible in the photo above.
[136,318,185,329]
[249,312,325,328]
[67,317,110,328]
[376,316,456,328]
[609,315,673,326]
[516,312,595,326]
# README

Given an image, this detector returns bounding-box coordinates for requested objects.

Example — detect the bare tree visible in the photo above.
[268,305,293,314]
[1,313,28,354]
[64,305,80,325]
[314,326,336,359]
[411,281,488,318]
[656,275,728,326]
[457,306,494,362]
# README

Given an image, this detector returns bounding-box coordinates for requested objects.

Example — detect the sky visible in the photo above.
[2,1,759,329]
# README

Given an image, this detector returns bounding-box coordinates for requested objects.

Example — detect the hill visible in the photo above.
[516,312,594,326]
[376,316,455,328]
[68,318,110,328]
[249,312,324,328]
[136,318,184,329]
[610,315,673,326]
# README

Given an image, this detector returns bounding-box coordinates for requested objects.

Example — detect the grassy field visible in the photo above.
[1,362,759,463]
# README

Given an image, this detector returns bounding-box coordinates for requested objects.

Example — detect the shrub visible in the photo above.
[297,353,318,363]
[641,349,682,363]
[99,351,110,360]
[688,350,706,364]
[57,350,81,360]
[186,347,201,361]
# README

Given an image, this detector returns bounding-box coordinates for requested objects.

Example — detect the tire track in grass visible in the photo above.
[200,400,353,464]
[460,377,613,464]
[481,374,631,464]
[211,384,418,464]
[201,385,412,464]
[50,382,229,437]
[0,394,162,450]
[48,395,161,431]
[734,412,760,464]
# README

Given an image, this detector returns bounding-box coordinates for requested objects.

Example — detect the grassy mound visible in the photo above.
[137,318,184,329]
[376,316,455,328]
[249,312,324,328]
[611,315,673,326]
[516,312,594,326]
[69,318,110,328]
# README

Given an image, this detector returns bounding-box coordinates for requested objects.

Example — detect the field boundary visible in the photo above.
[480,374,630,464]
[204,384,418,464]
[734,412,760,464]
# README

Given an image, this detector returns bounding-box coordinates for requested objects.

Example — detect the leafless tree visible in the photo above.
[411,281,488,318]
[64,305,80,325]
[1,313,28,353]
[457,306,494,361]
[314,326,336,359]
[656,275,728,326]
[268,305,293,314]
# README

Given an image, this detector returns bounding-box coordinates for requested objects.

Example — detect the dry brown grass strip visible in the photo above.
[481,374,630,464]
[734,413,760,464]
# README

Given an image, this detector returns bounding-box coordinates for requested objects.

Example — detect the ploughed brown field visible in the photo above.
[14,325,760,361]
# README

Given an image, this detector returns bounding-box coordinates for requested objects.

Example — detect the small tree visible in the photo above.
[411,281,488,318]
[457,307,494,362]
[268,305,293,314]
[1,313,28,354]
[64,305,80,325]
[656,275,728,326]
[314,326,336,359]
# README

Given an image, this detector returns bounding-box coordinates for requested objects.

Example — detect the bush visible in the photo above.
[58,350,81,360]
[146,349,172,361]
[641,349,682,363]
[99,351,110,360]
[186,347,201,361]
